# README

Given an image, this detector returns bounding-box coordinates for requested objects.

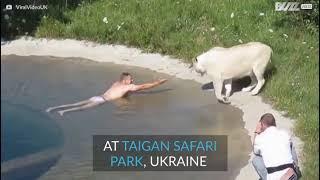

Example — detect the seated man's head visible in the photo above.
[259,113,276,132]
[120,72,134,85]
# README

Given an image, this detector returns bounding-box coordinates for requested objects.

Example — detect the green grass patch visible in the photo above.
[35,0,318,179]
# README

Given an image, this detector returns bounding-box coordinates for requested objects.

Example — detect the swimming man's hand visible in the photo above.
[158,79,167,84]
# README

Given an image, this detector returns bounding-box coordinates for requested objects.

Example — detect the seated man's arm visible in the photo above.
[253,123,262,155]
[129,79,167,92]
[253,133,261,155]
[288,134,299,166]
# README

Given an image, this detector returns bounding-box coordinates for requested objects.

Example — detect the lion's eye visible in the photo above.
[195,58,198,62]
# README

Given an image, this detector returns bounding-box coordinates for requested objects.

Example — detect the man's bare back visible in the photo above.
[102,80,166,100]
[46,72,167,116]
[101,82,135,101]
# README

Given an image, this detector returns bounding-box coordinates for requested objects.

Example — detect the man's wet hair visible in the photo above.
[260,113,276,127]
[120,72,131,80]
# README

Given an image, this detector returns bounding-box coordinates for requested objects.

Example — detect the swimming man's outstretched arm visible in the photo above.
[130,79,167,92]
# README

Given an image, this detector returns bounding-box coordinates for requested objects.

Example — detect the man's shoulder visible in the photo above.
[268,127,291,139]
[113,82,132,87]
[127,84,138,88]
[110,82,134,90]
[126,84,139,91]
[277,128,291,138]
[111,81,121,86]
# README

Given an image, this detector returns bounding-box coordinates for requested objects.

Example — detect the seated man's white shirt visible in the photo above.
[254,126,294,180]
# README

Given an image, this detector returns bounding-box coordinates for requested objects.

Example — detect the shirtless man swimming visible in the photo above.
[46,72,167,116]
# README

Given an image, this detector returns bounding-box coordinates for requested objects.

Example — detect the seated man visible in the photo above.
[252,113,301,180]
[46,72,167,116]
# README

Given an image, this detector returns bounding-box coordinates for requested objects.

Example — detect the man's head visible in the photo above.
[120,72,133,85]
[259,113,276,132]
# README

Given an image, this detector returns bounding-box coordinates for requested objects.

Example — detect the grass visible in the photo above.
[34,0,319,179]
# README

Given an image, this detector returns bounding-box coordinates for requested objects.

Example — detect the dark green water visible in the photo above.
[1,102,63,162]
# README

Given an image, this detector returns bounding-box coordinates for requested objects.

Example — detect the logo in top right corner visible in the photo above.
[275,2,313,11]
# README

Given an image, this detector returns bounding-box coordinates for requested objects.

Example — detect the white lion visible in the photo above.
[191,42,272,103]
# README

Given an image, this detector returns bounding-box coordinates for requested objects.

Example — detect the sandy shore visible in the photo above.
[1,37,303,180]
